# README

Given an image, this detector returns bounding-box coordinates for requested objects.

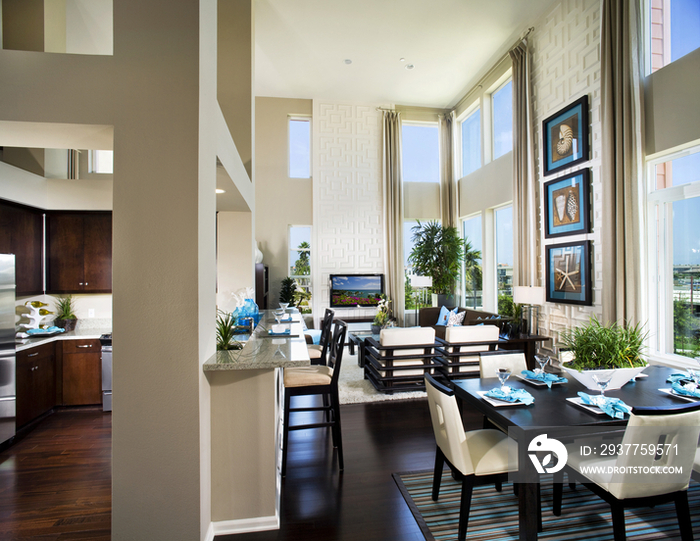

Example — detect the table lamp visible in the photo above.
[409,275,432,326]
[512,286,545,336]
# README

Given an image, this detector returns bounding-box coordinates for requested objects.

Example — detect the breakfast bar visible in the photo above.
[204,309,309,534]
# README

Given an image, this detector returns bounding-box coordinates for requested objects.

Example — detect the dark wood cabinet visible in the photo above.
[16,343,56,428]
[255,263,268,309]
[61,339,101,406]
[46,211,112,293]
[0,200,44,296]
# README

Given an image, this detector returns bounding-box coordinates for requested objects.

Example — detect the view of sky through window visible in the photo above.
[289,118,311,178]
[402,124,440,182]
[461,108,481,176]
[492,80,513,159]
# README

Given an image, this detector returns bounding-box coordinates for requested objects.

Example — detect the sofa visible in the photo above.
[418,306,508,340]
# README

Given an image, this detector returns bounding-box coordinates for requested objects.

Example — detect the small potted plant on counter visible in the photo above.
[54,295,78,331]
[559,316,647,391]
[216,310,243,351]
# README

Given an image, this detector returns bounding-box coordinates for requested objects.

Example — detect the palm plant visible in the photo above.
[407,221,465,296]
[463,239,482,293]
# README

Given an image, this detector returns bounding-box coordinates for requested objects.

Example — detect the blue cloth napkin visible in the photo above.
[485,387,535,405]
[26,326,65,335]
[521,370,568,388]
[577,392,631,419]
[671,382,700,399]
[667,373,693,384]
[268,328,291,336]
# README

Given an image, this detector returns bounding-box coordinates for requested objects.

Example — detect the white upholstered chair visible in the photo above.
[478,351,527,379]
[425,374,518,541]
[437,325,500,379]
[554,401,700,540]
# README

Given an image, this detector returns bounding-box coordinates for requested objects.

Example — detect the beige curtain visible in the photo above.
[382,110,405,326]
[439,111,458,228]
[510,39,536,287]
[601,0,644,326]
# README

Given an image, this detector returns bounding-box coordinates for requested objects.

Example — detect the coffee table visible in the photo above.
[347,330,379,368]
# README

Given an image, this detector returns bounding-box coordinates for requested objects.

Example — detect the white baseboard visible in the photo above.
[207,515,280,538]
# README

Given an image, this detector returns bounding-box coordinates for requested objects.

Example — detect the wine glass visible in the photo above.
[591,371,615,397]
[496,368,512,392]
[534,354,550,375]
[279,302,289,311]
[274,309,284,326]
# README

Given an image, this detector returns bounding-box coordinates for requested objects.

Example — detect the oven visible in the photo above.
[100,333,112,412]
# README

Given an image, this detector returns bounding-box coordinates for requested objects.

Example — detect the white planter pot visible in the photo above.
[561,365,647,391]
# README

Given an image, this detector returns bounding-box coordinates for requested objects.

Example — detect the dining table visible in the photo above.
[451,364,696,541]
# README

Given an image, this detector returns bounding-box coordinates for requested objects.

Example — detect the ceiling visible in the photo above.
[254,0,556,108]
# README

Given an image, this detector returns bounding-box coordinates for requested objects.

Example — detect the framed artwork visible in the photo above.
[543,169,590,238]
[546,240,592,306]
[542,95,589,176]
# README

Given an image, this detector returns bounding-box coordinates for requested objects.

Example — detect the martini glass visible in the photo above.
[591,371,615,397]
[534,354,550,375]
[496,368,512,392]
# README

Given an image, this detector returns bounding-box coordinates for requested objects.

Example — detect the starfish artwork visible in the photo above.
[554,252,581,293]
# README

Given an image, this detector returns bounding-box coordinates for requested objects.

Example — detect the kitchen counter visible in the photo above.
[16,325,112,352]
[204,309,310,371]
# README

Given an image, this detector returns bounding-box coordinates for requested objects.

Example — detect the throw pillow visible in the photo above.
[435,305,451,326]
[446,310,466,327]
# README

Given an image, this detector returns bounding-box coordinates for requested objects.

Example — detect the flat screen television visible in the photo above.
[329,274,385,308]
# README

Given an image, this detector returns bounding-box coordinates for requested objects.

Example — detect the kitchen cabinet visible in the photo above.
[46,211,112,293]
[61,339,101,406]
[0,200,44,296]
[16,343,56,428]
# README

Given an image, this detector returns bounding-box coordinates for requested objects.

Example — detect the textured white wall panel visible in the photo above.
[530,0,602,344]
[312,102,385,324]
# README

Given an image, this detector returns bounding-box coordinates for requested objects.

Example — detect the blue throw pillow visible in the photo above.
[435,306,457,326]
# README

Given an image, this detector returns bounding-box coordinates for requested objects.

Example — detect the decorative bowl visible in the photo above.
[561,365,647,391]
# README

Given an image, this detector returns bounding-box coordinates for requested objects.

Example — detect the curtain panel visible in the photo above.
[510,39,536,287]
[439,112,458,228]
[600,0,645,326]
[382,110,405,326]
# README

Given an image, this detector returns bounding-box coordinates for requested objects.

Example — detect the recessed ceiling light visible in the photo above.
[216,189,225,194]
[344,59,352,65]
[405,64,415,70]
[400,58,406,62]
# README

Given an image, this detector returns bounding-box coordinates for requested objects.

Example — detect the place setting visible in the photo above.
[478,368,535,407]
[659,361,700,402]
[513,353,568,388]
[566,371,632,419]
[263,308,298,337]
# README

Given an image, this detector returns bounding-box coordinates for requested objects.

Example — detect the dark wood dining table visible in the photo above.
[451,364,692,541]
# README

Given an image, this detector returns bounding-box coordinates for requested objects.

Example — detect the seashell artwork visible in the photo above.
[555,194,567,223]
[556,124,573,156]
[566,192,578,221]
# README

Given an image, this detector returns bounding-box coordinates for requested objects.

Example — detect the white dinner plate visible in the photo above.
[566,396,606,415]
[512,373,565,387]
[477,391,529,407]
[658,388,700,402]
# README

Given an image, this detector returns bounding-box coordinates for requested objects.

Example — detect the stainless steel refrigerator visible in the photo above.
[0,254,15,445]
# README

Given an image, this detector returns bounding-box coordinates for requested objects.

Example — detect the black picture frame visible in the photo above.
[543,169,591,238]
[542,95,589,176]
[545,240,592,306]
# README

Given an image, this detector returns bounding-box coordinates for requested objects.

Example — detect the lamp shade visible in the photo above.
[410,275,433,288]
[513,286,545,306]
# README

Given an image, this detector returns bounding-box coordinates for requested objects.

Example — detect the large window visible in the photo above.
[648,147,700,361]
[462,215,483,308]
[402,124,440,182]
[89,150,113,174]
[461,107,481,176]
[495,206,513,308]
[288,225,311,312]
[289,117,311,178]
[649,0,700,73]
[492,79,513,159]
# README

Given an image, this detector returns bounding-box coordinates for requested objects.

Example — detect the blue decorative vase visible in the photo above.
[238,298,260,326]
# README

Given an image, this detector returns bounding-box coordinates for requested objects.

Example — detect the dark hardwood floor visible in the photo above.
[0,397,483,540]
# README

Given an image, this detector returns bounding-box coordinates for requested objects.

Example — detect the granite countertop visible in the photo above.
[204,309,311,371]
[15,321,112,352]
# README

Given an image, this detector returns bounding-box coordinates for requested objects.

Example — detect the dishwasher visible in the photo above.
[100,333,112,411]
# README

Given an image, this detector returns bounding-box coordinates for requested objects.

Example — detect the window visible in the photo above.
[288,226,312,312]
[495,206,513,307]
[649,0,700,73]
[461,107,481,176]
[492,79,513,159]
[89,150,113,174]
[462,215,483,309]
[289,117,311,178]
[649,147,700,361]
[402,124,440,182]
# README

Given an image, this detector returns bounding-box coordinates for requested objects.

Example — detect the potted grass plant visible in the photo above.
[216,310,243,351]
[559,316,647,391]
[54,295,78,331]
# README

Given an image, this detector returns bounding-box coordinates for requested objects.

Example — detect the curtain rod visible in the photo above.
[452,26,534,113]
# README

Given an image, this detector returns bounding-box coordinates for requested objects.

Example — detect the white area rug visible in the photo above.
[338,353,427,404]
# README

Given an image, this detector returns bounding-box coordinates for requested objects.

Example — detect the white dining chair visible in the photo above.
[478,351,527,379]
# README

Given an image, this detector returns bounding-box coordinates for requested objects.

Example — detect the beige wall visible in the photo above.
[254,96,312,306]
[644,46,700,157]
[217,210,254,311]
[2,0,44,51]
[405,182,440,220]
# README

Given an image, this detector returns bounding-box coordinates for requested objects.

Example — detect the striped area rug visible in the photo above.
[393,470,700,540]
